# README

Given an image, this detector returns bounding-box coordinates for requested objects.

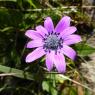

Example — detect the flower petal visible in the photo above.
[55,16,71,33]
[27,40,43,48]
[46,52,54,71]
[26,47,45,63]
[36,25,48,37]
[61,44,76,60]
[64,34,82,45]
[60,26,77,38]
[44,17,54,33]
[53,53,66,73]
[25,30,42,39]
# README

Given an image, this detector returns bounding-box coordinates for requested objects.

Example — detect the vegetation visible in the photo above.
[0,0,95,95]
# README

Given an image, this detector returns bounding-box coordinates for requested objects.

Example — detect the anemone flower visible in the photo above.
[25,16,82,73]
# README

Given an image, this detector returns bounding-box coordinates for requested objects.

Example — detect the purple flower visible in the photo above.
[25,16,82,73]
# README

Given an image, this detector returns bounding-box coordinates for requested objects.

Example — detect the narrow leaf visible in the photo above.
[0,64,34,80]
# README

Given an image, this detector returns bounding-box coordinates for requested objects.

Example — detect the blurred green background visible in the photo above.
[0,0,95,95]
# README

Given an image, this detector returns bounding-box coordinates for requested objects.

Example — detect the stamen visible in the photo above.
[43,32,63,53]
[45,34,48,37]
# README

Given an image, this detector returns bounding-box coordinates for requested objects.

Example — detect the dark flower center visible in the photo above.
[43,33,63,52]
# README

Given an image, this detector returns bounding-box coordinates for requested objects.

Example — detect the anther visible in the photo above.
[43,33,64,53]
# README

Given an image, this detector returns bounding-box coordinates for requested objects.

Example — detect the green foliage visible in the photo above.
[75,43,95,56]
[0,0,95,95]
[0,64,34,80]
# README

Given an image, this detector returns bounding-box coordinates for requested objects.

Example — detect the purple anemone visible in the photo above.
[25,16,82,73]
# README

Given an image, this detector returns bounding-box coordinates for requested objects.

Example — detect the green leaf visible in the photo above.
[0,0,16,2]
[0,64,34,80]
[42,81,49,92]
[55,74,65,83]
[69,87,77,95]
[51,87,57,95]
[0,27,13,32]
[42,80,58,95]
[74,43,95,56]
[27,0,36,8]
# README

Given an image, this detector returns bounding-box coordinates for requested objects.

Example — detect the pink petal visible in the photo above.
[61,44,76,60]
[27,40,43,48]
[60,26,77,38]
[53,53,66,73]
[46,52,54,71]
[55,16,71,33]
[44,17,54,33]
[26,47,45,63]
[36,25,48,37]
[25,30,42,39]
[64,34,82,45]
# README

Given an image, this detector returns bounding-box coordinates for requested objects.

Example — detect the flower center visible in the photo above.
[43,33,63,52]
